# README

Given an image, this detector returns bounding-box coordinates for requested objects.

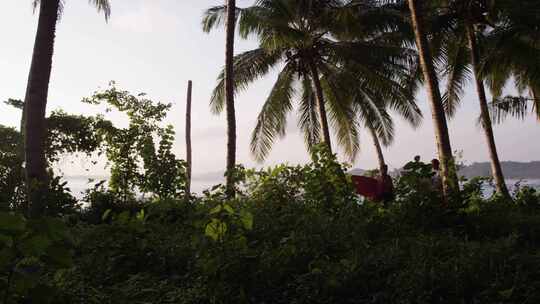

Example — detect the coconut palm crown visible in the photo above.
[203,0,421,162]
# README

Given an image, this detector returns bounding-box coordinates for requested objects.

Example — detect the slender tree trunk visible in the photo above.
[18,102,27,162]
[532,87,540,121]
[368,126,386,173]
[24,0,60,218]
[307,59,333,153]
[466,23,510,198]
[224,0,237,198]
[185,80,193,197]
[407,0,459,199]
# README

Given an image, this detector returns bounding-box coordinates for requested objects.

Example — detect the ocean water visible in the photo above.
[63,176,540,200]
[64,176,222,199]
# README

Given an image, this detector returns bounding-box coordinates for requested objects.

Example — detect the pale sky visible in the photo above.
[1,0,539,189]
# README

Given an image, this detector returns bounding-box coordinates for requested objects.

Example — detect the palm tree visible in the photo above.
[24,0,110,217]
[204,0,238,197]
[203,0,419,162]
[432,0,510,197]
[203,0,347,156]
[405,0,460,198]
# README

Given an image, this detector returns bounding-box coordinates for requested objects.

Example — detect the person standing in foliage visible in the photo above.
[431,159,443,193]
[377,165,394,203]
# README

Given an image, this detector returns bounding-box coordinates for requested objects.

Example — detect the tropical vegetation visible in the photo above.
[1,0,540,303]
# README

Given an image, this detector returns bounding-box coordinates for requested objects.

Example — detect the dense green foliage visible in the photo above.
[2,148,540,303]
[3,0,540,302]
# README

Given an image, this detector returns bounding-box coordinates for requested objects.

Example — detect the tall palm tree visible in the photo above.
[24,0,110,217]
[203,0,419,162]
[203,0,350,155]
[405,0,460,198]
[432,0,510,197]
[224,0,237,197]
[204,0,238,197]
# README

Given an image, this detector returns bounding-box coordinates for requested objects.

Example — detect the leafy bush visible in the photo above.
[0,212,74,303]
[2,148,540,303]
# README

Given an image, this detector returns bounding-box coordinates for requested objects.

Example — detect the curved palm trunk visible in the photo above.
[225,0,237,198]
[407,0,459,199]
[24,0,60,218]
[368,126,386,174]
[185,80,193,197]
[466,23,510,198]
[307,59,333,153]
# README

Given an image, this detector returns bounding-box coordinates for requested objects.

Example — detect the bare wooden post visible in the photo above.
[185,80,193,197]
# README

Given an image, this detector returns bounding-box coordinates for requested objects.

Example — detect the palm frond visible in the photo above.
[441,35,471,118]
[210,48,283,114]
[352,86,395,147]
[298,76,322,153]
[202,5,228,33]
[320,66,361,162]
[89,0,111,20]
[489,96,533,124]
[250,63,296,162]
[32,0,110,20]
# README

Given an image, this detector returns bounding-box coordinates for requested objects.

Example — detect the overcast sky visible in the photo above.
[1,0,539,187]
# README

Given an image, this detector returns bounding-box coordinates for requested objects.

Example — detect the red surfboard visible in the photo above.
[351,175,379,200]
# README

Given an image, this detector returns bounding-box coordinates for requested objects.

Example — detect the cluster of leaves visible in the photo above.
[83,83,188,201]
[1,99,112,214]
[1,85,188,215]
[0,126,24,209]
[0,212,73,303]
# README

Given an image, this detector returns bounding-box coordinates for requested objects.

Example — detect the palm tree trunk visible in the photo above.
[225,0,237,198]
[466,24,510,198]
[407,0,459,199]
[24,0,60,218]
[185,80,193,197]
[307,59,333,153]
[368,126,386,173]
[531,87,540,121]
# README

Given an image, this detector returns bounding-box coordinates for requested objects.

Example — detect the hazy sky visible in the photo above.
[1,0,539,185]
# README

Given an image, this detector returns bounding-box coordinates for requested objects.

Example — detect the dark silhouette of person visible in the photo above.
[431,159,443,191]
[377,164,394,203]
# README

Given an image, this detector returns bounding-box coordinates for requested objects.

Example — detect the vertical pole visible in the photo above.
[185,80,193,197]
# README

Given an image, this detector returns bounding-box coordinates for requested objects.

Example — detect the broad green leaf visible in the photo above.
[136,209,145,221]
[102,209,112,221]
[223,204,235,214]
[205,219,228,241]
[0,212,26,234]
[209,205,222,215]
[240,210,254,230]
